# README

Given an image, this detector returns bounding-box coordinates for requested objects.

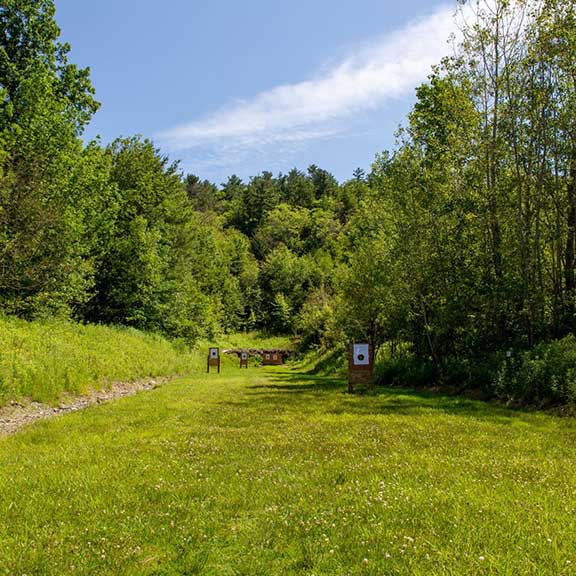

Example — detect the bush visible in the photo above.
[493,335,576,405]
[376,349,437,389]
[375,337,576,407]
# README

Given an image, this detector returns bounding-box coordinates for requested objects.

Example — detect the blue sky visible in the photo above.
[55,0,460,184]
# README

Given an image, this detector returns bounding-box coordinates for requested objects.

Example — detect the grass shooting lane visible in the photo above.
[0,363,575,575]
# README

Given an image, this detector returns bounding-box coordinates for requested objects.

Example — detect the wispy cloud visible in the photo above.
[159,3,460,169]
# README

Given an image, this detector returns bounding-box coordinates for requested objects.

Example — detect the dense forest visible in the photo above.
[2,0,576,404]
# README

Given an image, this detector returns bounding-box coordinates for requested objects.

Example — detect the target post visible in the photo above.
[207,347,221,373]
[348,343,374,393]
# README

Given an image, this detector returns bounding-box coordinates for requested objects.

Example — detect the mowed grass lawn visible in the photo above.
[1,365,575,575]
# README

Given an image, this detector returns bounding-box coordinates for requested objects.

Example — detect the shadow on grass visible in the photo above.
[246,367,541,423]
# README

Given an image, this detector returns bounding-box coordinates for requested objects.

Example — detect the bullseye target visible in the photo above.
[353,344,370,366]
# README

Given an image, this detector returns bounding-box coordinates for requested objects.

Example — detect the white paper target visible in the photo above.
[209,348,219,359]
[273,354,278,360]
[241,352,247,360]
[265,354,270,360]
[353,344,370,366]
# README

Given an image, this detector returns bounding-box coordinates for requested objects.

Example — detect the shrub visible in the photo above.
[375,349,437,389]
[493,335,576,405]
[375,337,576,407]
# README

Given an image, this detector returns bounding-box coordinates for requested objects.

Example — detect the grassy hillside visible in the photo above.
[0,317,198,406]
[0,318,294,407]
[200,332,293,353]
[0,363,574,575]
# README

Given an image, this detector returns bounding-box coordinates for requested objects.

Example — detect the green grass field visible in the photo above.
[1,361,575,575]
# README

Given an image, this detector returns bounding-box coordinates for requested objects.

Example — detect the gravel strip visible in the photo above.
[0,377,172,437]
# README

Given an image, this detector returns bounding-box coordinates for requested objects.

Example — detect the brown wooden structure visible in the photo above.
[223,349,292,366]
[207,347,220,373]
[348,342,373,393]
[262,351,283,366]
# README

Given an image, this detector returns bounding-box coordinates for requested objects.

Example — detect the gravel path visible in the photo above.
[0,377,172,437]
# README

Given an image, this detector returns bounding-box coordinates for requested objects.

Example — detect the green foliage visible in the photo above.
[230,171,280,237]
[279,168,315,207]
[335,210,407,358]
[259,245,310,331]
[376,348,438,390]
[0,0,99,134]
[269,292,293,334]
[0,4,350,345]
[296,286,338,349]
[83,138,180,331]
[0,0,101,317]
[78,138,256,342]
[200,331,293,352]
[253,203,309,257]
[184,174,223,213]
[495,336,576,404]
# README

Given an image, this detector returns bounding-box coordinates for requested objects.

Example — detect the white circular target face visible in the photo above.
[265,354,270,360]
[273,354,277,360]
[242,353,247,360]
[210,348,219,359]
[353,344,370,366]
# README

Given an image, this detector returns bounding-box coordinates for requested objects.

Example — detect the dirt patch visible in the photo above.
[0,377,173,438]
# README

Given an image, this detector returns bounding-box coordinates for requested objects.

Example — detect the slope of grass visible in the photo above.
[0,363,574,575]
[200,332,293,351]
[0,317,196,406]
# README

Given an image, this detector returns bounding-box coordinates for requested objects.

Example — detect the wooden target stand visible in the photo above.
[240,351,249,368]
[348,343,374,393]
[261,351,283,366]
[207,347,220,373]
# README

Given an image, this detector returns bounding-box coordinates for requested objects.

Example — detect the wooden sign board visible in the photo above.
[240,351,249,368]
[207,347,220,373]
[348,343,373,393]
[262,352,283,366]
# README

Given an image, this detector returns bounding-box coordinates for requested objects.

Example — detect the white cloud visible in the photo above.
[159,3,461,167]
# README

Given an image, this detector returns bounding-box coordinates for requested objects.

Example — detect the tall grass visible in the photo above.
[0,317,196,406]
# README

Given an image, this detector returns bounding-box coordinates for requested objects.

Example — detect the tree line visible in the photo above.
[2,0,576,403]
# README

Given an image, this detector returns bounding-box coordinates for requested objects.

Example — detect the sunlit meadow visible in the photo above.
[0,359,575,575]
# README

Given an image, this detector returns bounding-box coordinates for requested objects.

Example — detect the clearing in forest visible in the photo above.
[0,364,574,575]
